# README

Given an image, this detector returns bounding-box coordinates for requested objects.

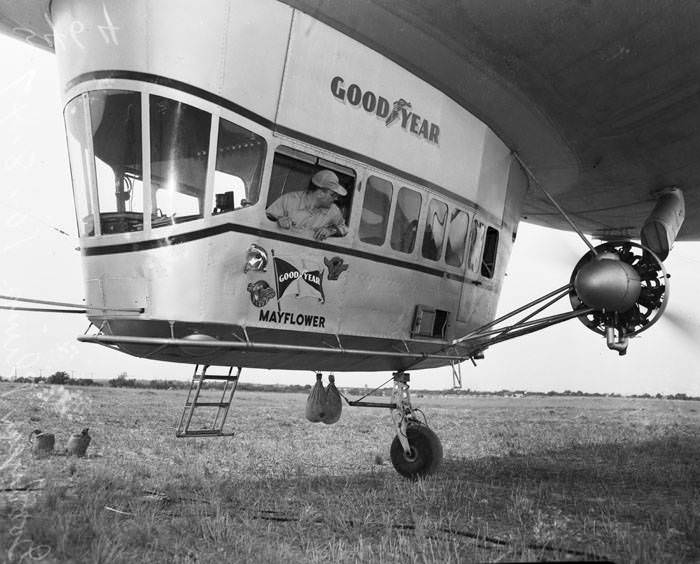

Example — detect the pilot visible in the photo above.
[266,169,349,241]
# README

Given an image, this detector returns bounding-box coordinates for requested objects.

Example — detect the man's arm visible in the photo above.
[266,193,293,229]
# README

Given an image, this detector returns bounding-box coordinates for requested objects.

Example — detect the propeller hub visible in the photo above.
[573,252,641,312]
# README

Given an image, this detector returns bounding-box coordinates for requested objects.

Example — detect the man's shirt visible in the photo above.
[266,191,349,237]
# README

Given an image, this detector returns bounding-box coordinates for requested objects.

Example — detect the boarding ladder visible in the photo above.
[176,365,241,437]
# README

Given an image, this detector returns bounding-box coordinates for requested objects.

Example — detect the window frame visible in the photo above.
[389,185,423,255]
[444,207,471,268]
[264,143,357,239]
[64,82,276,240]
[420,197,449,262]
[359,174,394,247]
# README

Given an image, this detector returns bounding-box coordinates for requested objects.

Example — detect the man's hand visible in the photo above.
[277,217,292,229]
[313,226,333,240]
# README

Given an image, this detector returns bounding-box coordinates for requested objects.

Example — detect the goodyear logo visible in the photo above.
[330,76,440,145]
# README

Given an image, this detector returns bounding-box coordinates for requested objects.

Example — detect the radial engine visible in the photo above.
[569,241,668,355]
[567,188,684,355]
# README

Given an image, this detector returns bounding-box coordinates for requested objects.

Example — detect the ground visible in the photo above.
[1,383,698,563]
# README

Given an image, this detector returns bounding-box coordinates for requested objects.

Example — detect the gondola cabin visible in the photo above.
[58,0,528,372]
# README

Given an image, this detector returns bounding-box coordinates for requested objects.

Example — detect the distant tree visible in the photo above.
[109,372,136,388]
[70,378,95,387]
[47,371,71,385]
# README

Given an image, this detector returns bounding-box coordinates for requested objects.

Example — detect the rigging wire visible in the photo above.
[512,152,598,255]
[0,196,75,239]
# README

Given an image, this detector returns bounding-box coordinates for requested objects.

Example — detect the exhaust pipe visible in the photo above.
[641,188,685,261]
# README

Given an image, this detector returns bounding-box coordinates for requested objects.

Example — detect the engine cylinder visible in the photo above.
[573,253,641,312]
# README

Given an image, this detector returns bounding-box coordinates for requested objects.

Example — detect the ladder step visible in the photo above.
[176,430,235,437]
[193,375,240,381]
[185,401,231,408]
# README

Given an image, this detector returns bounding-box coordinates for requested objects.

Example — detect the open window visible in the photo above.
[266,147,354,238]
[412,305,450,339]
[481,226,499,278]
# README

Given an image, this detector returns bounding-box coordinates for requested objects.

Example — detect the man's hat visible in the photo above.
[312,170,347,196]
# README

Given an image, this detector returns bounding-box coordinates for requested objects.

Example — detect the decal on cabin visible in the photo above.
[324,256,348,280]
[258,309,326,328]
[330,76,440,145]
[273,256,325,303]
[247,280,275,308]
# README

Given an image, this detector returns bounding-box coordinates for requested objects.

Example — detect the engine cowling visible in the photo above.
[569,241,668,353]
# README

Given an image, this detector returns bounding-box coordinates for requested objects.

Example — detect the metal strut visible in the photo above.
[346,372,424,457]
[391,372,421,456]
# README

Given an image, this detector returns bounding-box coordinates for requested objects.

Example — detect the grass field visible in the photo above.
[1,381,698,563]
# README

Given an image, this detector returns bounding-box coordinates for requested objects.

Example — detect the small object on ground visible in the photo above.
[29,429,55,456]
[66,428,91,457]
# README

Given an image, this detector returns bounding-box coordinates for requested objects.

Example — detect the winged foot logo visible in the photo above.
[330,76,440,144]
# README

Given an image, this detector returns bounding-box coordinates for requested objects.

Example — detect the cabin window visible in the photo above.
[64,94,98,236]
[266,147,354,239]
[150,95,211,228]
[467,218,486,272]
[360,176,393,245]
[390,187,422,253]
[481,226,499,278]
[421,198,448,261]
[212,118,266,214]
[445,209,470,267]
[88,91,144,234]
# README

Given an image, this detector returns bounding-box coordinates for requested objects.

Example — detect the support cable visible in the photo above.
[512,152,597,256]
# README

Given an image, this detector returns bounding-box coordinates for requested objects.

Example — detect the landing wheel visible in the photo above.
[390,422,443,478]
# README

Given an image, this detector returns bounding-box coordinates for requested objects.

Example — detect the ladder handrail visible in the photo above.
[177,365,242,438]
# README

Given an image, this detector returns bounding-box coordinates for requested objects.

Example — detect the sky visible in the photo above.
[1,33,699,396]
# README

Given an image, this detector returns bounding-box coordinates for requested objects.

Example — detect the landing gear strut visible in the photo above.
[349,371,443,478]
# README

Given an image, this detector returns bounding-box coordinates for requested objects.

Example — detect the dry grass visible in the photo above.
[1,382,698,562]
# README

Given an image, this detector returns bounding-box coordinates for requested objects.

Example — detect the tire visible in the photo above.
[390,423,443,478]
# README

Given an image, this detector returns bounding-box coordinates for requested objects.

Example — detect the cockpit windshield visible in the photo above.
[150,95,210,228]
[90,90,144,234]
[63,89,266,237]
